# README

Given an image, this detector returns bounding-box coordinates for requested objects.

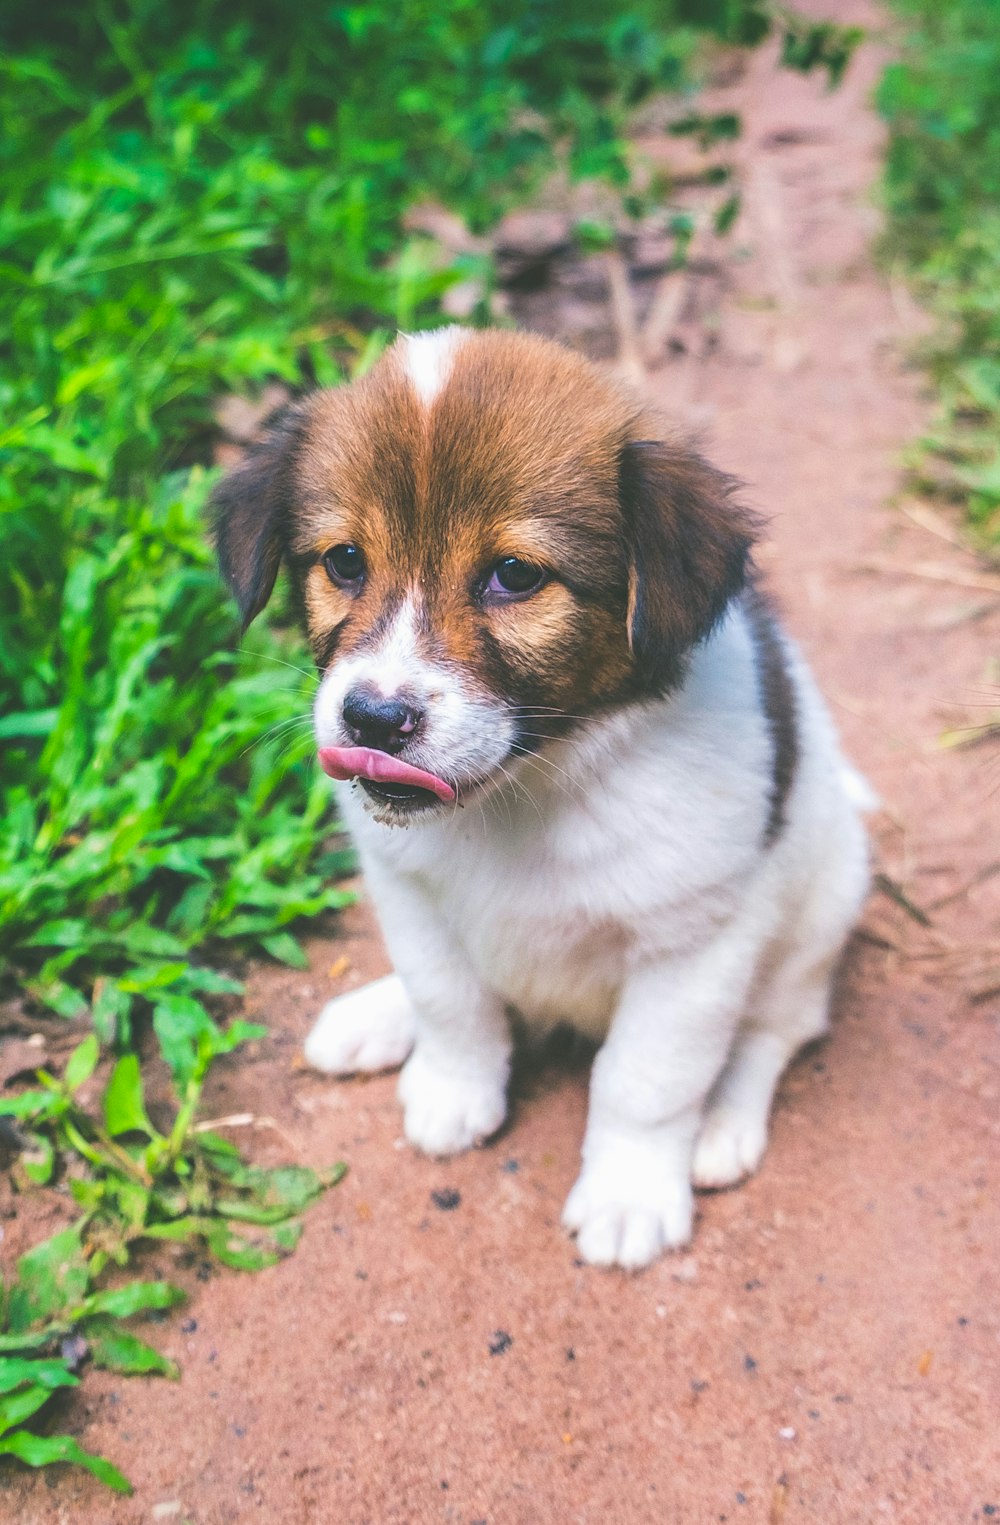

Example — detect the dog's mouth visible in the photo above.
[318,746,456,813]
[357,779,439,809]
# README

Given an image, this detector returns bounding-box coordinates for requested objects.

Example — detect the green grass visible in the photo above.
[0,1032,344,1494]
[879,0,1000,544]
[0,0,859,1491]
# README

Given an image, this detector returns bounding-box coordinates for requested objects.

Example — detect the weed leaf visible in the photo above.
[259,932,309,969]
[103,1055,156,1138]
[81,1283,185,1320]
[0,1429,132,1494]
[0,1359,79,1396]
[6,1226,89,1334]
[83,1318,179,1380]
[63,1035,99,1094]
[0,1383,63,1432]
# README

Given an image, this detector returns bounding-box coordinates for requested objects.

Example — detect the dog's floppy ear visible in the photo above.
[619,439,758,690]
[212,404,308,630]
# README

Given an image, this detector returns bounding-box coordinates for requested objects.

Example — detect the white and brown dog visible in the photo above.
[214,327,869,1269]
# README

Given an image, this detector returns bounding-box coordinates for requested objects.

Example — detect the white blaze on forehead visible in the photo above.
[400,326,469,407]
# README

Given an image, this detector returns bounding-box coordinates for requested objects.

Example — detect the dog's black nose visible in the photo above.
[342,686,422,754]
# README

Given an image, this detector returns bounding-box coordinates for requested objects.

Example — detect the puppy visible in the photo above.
[214,327,869,1269]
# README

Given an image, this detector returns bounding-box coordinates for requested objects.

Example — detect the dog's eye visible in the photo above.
[323,543,366,588]
[484,557,548,601]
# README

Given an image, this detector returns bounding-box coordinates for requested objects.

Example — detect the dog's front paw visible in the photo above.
[562,1152,694,1270]
[303,974,415,1076]
[398,1049,507,1157]
[692,1106,768,1190]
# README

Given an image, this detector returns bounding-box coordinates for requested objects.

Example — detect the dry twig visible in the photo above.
[858,556,1000,597]
[604,250,645,385]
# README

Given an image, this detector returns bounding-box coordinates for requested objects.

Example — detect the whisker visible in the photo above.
[478,759,521,828]
[509,745,586,806]
[513,729,598,743]
[493,757,545,828]
[478,775,505,828]
[490,786,512,831]
[261,732,320,772]
[234,649,319,684]
[445,772,466,830]
[512,759,582,811]
[259,714,316,738]
[491,763,518,830]
[510,708,591,723]
[238,714,315,760]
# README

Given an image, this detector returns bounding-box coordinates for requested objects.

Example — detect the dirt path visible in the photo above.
[10,5,1000,1521]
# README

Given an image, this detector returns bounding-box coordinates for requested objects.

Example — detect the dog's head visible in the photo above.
[214,328,757,821]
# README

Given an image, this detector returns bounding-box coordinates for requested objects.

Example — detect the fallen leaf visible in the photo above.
[770,1479,788,1523]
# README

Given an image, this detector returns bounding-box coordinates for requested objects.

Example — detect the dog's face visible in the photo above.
[214,328,756,822]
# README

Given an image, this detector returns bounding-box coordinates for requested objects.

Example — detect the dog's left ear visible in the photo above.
[619,439,759,690]
[212,403,308,630]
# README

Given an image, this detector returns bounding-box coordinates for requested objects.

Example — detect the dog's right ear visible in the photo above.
[212,404,308,630]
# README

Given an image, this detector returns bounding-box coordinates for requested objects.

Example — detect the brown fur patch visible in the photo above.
[213,329,760,740]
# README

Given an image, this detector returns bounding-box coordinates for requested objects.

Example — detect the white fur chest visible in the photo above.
[342,613,773,1039]
[399,808,639,1038]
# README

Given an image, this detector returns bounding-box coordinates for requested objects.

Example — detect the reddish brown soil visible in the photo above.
[7,5,1000,1521]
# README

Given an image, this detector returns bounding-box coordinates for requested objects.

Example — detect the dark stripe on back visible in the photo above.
[745,587,799,846]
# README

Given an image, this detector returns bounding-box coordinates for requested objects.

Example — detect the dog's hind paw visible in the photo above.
[303,974,415,1075]
[692,1106,767,1190]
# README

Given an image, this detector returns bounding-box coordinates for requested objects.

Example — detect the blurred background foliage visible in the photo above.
[0,0,855,1068]
[879,0,1000,543]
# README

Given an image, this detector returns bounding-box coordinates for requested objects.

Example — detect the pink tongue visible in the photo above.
[318,746,455,802]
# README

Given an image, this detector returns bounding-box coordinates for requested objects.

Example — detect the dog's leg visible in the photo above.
[396,991,511,1159]
[563,930,757,1270]
[354,866,512,1158]
[692,957,829,1183]
[305,865,509,1154]
[304,974,417,1076]
[694,810,868,1189]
